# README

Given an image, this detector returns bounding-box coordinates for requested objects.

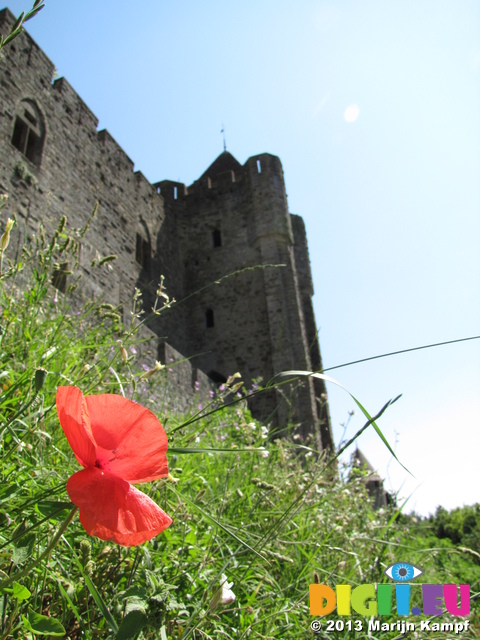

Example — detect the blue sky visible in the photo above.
[5,0,480,515]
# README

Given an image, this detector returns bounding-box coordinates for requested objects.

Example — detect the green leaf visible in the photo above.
[83,572,119,634]
[11,520,27,542]
[116,609,147,640]
[12,533,35,565]
[184,530,196,545]
[0,484,17,502]
[57,580,83,626]
[11,12,24,32]
[35,501,72,520]
[62,537,119,634]
[124,596,147,616]
[12,581,30,602]
[122,585,147,600]
[22,607,65,635]
[11,522,36,566]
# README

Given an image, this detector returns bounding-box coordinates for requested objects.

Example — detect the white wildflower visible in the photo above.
[140,360,165,379]
[209,574,236,610]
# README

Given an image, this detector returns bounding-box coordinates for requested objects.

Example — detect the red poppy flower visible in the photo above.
[56,386,172,546]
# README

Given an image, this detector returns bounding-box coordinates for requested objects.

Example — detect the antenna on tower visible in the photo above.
[221,123,226,152]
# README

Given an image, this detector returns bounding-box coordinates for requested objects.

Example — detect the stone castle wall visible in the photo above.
[0,8,333,450]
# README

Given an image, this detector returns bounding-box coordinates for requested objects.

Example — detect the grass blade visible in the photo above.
[270,369,411,474]
[169,486,267,563]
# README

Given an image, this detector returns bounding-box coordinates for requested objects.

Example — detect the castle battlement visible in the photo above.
[97,129,135,172]
[52,76,99,131]
[0,7,333,451]
[155,180,188,203]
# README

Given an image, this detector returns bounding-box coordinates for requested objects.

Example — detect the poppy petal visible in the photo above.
[85,394,168,483]
[67,468,172,546]
[56,386,96,468]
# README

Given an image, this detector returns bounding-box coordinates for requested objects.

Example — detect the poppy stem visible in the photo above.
[0,505,78,591]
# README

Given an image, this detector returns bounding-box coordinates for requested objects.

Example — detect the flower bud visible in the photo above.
[140,361,165,379]
[34,367,47,393]
[117,341,128,364]
[0,218,14,252]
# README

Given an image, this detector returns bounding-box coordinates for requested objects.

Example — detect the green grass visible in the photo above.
[0,163,478,639]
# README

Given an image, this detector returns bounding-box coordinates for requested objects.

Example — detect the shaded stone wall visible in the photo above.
[291,214,332,447]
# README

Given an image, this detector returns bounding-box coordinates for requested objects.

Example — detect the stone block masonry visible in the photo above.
[0,8,333,451]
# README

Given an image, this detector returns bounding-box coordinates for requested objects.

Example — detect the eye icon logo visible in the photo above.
[385,562,423,582]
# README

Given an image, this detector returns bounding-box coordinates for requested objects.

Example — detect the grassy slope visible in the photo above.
[0,190,478,639]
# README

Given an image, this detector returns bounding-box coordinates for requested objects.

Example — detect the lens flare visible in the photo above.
[344,104,360,123]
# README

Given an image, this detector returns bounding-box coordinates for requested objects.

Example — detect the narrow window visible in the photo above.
[143,239,150,270]
[11,100,45,166]
[157,342,167,365]
[11,120,28,154]
[174,185,178,200]
[206,308,214,328]
[135,233,150,271]
[212,229,222,248]
[256,159,262,173]
[135,233,143,264]
[52,262,68,293]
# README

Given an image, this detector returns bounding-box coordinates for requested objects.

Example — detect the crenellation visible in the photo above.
[155,180,187,204]
[0,9,55,79]
[97,129,135,173]
[213,170,237,193]
[0,10,333,450]
[49,77,98,127]
[52,77,98,130]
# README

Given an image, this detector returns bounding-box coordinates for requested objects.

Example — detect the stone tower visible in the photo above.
[0,8,333,451]
[155,151,333,448]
